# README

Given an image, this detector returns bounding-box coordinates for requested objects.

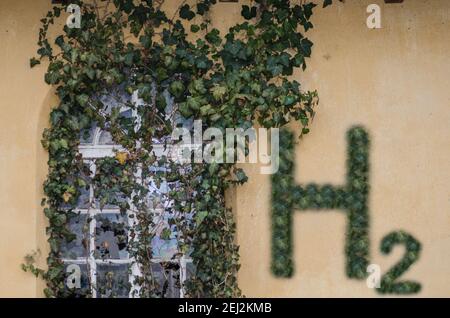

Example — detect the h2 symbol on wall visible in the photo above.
[271,126,422,294]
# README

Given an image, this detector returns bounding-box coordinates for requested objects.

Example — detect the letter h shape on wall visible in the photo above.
[271,126,370,279]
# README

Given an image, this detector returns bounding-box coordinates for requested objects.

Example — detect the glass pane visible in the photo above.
[151,263,180,298]
[120,109,133,119]
[147,178,170,210]
[63,263,90,297]
[148,175,179,260]
[148,167,183,260]
[96,263,130,298]
[95,214,128,260]
[76,185,91,209]
[61,214,89,259]
[97,130,114,145]
[151,211,178,259]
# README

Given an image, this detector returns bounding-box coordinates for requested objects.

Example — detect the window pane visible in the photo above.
[61,214,89,259]
[95,214,128,260]
[147,173,179,260]
[76,185,91,209]
[97,130,114,145]
[63,263,90,297]
[151,210,178,259]
[96,263,130,298]
[151,263,180,298]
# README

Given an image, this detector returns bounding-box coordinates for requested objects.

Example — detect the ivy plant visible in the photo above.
[27,0,335,298]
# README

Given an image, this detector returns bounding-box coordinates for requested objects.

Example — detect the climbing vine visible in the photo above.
[28,0,337,297]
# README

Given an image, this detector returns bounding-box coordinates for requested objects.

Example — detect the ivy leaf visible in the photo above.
[139,34,152,48]
[211,85,227,101]
[323,0,333,8]
[196,211,208,225]
[85,68,95,80]
[300,38,313,57]
[116,152,128,165]
[62,191,72,203]
[304,3,316,19]
[180,4,195,20]
[241,5,257,20]
[234,168,248,184]
[195,56,210,69]
[267,63,283,77]
[191,79,207,94]
[47,267,62,280]
[205,29,221,46]
[191,24,200,33]
[30,57,40,68]
[200,104,213,116]
[179,102,193,118]
[169,80,185,98]
[161,228,172,240]
[283,95,296,106]
[76,94,89,107]
[44,71,60,85]
[124,52,134,66]
[196,2,212,16]
[54,35,64,48]
[59,139,69,149]
[37,46,52,58]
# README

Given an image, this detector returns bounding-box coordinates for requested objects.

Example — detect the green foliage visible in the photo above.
[272,127,422,295]
[377,231,422,294]
[271,127,370,279]
[29,0,335,298]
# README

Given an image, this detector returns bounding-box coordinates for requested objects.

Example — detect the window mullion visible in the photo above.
[128,163,143,297]
[88,160,97,298]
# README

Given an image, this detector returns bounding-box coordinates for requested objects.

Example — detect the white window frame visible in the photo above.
[62,92,192,298]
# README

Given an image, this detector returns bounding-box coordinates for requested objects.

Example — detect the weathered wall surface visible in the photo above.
[0,0,55,297]
[0,0,449,297]
[235,0,450,297]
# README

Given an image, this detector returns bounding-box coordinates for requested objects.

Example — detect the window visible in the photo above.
[61,89,193,298]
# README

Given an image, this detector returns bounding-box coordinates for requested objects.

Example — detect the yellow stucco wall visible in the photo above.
[0,0,55,297]
[0,0,449,297]
[235,0,450,297]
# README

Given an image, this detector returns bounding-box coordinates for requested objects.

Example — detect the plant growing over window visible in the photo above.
[28,0,337,297]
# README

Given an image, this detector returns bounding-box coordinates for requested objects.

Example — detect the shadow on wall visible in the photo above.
[34,87,55,297]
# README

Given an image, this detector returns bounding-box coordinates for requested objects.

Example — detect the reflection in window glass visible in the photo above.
[61,214,89,259]
[151,263,180,298]
[62,87,192,297]
[97,130,115,145]
[76,185,91,209]
[96,263,131,298]
[95,214,128,260]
